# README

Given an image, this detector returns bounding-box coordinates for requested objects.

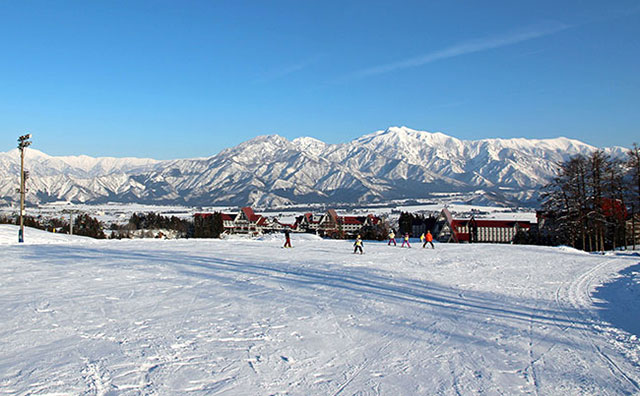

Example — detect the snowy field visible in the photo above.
[1,225,639,395]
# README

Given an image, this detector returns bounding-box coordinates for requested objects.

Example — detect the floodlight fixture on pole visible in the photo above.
[18,133,32,243]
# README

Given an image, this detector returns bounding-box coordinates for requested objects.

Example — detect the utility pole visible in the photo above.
[17,134,32,243]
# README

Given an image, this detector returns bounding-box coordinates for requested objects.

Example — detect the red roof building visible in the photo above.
[196,208,382,237]
[193,212,237,233]
[195,207,270,235]
[296,213,321,232]
[435,208,531,243]
[314,210,382,236]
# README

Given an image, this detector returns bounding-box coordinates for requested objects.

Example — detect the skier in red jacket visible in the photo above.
[283,229,292,248]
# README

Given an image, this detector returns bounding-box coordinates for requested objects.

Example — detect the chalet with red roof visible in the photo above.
[318,209,339,234]
[194,207,271,235]
[296,213,321,232]
[434,208,531,243]
[220,213,236,233]
[233,207,270,234]
[311,209,382,236]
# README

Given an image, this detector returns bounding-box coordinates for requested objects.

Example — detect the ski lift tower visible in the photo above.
[61,209,83,235]
[17,133,32,243]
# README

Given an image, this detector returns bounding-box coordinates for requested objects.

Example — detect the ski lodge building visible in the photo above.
[194,207,271,235]
[434,208,531,243]
[231,207,269,234]
[195,207,380,236]
[296,213,322,232]
[297,209,382,237]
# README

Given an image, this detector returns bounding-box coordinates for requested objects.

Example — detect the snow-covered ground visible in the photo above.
[1,225,639,395]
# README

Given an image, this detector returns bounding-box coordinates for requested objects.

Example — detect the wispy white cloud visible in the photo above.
[345,22,571,80]
[256,54,324,83]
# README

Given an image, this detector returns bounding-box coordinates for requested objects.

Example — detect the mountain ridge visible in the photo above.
[0,127,629,208]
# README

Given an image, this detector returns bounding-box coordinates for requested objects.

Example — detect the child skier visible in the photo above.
[401,233,411,248]
[420,233,425,245]
[388,230,396,246]
[353,235,364,254]
[423,230,434,249]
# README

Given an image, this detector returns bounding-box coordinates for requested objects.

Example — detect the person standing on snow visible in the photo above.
[423,230,434,249]
[283,229,292,248]
[388,230,396,246]
[401,233,411,248]
[420,233,425,245]
[353,235,364,254]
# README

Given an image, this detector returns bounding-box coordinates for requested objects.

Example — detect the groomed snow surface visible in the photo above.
[1,225,639,395]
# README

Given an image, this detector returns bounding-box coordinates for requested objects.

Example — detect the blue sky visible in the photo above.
[1,1,639,159]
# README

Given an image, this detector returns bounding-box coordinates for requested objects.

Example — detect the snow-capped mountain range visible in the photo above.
[0,127,629,208]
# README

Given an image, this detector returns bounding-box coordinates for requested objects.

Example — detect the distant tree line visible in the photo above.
[397,212,437,236]
[1,214,69,234]
[540,143,640,251]
[110,212,193,239]
[127,212,190,233]
[0,213,106,239]
[3,210,227,240]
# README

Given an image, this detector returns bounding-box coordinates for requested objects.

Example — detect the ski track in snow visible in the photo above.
[558,257,640,392]
[0,227,639,395]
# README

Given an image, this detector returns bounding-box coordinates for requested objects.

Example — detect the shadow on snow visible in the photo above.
[592,262,640,338]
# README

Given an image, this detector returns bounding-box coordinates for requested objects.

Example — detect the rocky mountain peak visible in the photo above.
[0,127,628,208]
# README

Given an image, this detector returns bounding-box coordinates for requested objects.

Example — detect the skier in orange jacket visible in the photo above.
[423,230,434,249]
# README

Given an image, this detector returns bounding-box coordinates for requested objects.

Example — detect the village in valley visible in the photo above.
[195,206,536,244]
[195,202,639,246]
[3,195,639,249]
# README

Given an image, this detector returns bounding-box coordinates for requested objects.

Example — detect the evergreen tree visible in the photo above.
[193,213,224,238]
[73,214,106,239]
[212,213,224,237]
[398,212,413,235]
[360,222,389,241]
[125,212,191,237]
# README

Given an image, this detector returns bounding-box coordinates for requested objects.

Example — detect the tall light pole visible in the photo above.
[18,134,32,243]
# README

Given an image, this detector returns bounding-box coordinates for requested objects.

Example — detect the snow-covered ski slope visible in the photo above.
[1,226,639,395]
